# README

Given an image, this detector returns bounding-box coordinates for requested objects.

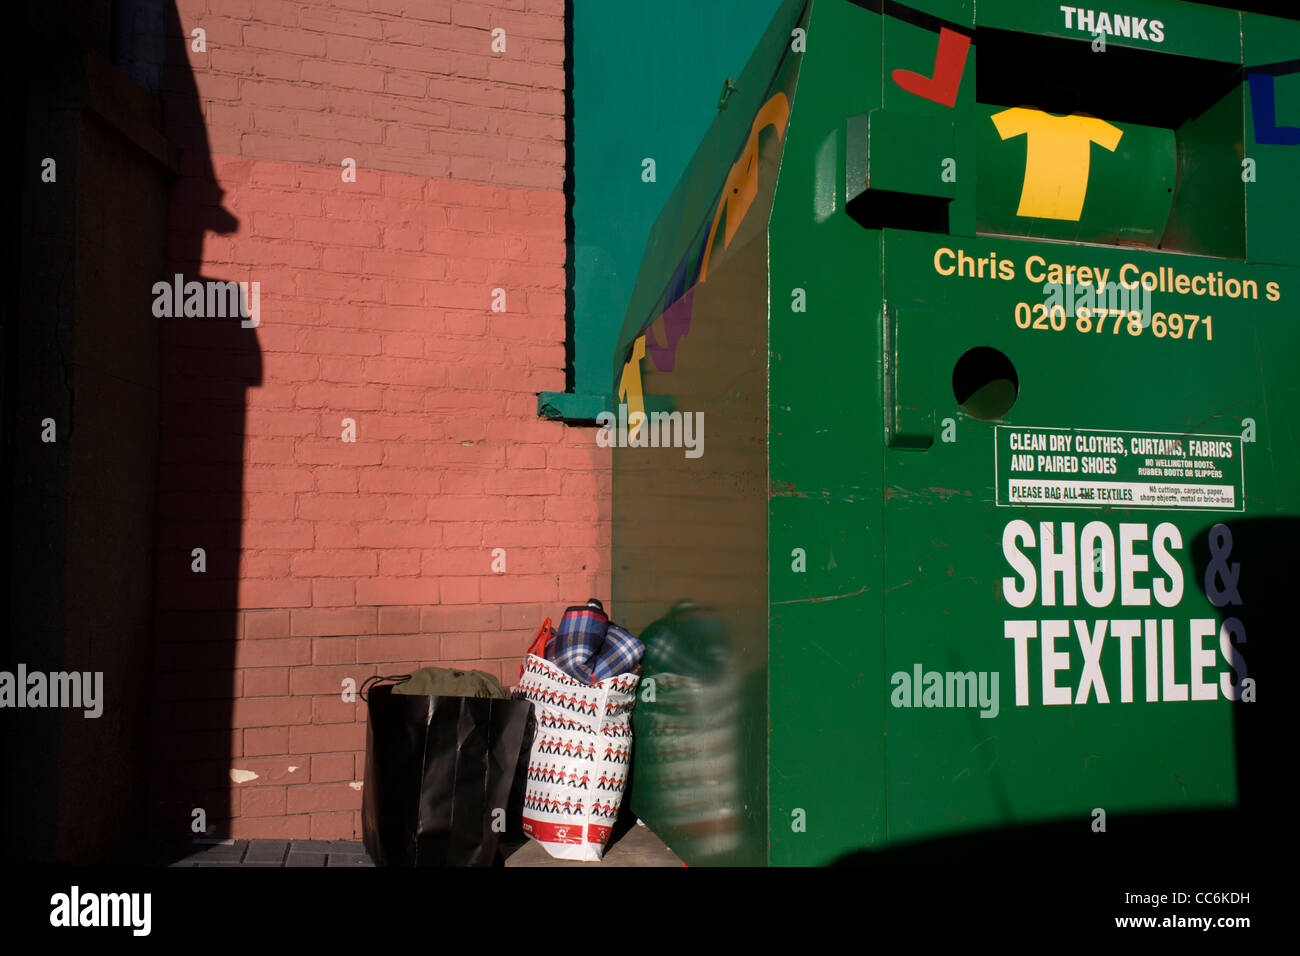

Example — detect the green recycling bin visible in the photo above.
[609,0,1297,865]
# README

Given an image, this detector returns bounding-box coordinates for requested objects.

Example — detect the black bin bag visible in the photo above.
[361,676,535,866]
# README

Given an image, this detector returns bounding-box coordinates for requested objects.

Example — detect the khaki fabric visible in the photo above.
[391,667,509,700]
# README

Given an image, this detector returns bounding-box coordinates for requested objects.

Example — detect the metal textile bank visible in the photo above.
[607,0,1297,866]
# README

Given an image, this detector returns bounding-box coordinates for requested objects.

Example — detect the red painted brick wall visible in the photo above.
[153,0,607,840]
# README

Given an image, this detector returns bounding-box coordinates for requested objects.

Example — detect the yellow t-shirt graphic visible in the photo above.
[991,108,1123,221]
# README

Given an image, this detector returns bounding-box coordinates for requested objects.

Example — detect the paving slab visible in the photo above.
[289,840,333,852]
[166,840,249,865]
[195,839,248,856]
[284,851,328,867]
[242,840,289,864]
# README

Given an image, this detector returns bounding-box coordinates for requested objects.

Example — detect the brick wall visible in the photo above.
[152,0,608,840]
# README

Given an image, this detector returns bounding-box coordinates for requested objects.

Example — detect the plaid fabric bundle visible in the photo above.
[590,624,644,683]
[546,601,644,685]
[547,604,609,683]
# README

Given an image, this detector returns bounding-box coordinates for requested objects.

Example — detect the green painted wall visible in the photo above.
[539,0,784,420]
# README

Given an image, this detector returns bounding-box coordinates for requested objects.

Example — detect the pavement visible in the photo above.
[131,839,375,867]
[126,819,681,867]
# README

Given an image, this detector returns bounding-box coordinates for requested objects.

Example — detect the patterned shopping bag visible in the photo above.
[513,647,639,861]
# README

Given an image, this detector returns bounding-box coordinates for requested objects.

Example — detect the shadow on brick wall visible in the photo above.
[147,0,261,854]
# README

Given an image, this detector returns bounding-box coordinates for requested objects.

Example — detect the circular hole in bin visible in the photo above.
[952,346,1018,421]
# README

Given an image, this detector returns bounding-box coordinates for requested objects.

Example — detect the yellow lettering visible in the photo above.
[934,247,956,276]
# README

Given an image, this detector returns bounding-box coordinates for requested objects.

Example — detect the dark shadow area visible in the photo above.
[952,345,1018,421]
[145,0,259,859]
[1,0,257,865]
[3,0,176,864]
[976,28,1241,129]
[562,0,576,395]
[847,188,951,235]
[833,806,1265,869]
[1186,516,1285,826]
